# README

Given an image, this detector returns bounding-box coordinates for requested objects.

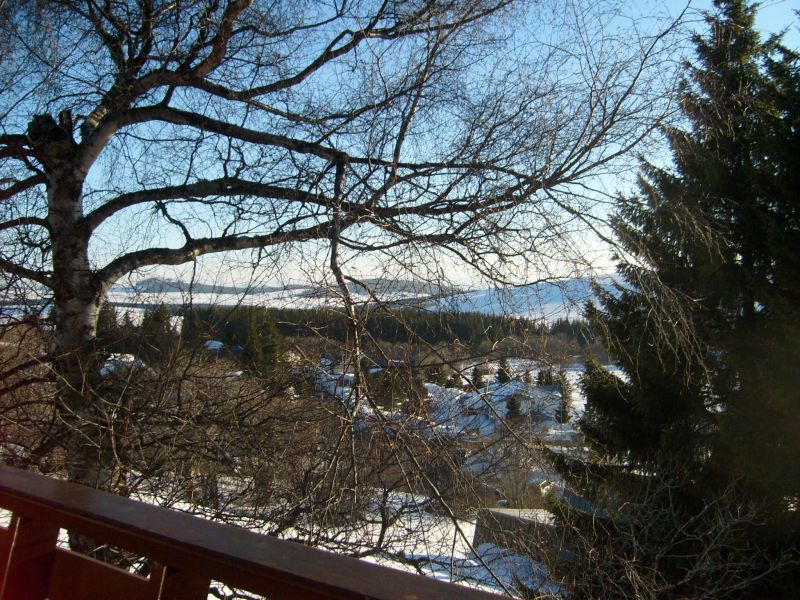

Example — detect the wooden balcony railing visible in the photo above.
[0,465,504,600]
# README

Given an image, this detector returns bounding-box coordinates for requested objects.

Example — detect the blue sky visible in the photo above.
[104,1,800,289]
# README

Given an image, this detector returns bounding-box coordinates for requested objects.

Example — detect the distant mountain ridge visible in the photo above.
[115,277,452,297]
[110,276,617,320]
[122,277,306,295]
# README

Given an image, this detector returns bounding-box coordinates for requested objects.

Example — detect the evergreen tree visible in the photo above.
[554,369,572,424]
[423,364,449,386]
[495,357,512,384]
[370,363,426,413]
[505,395,521,421]
[243,308,285,378]
[181,306,285,377]
[117,311,137,353]
[180,308,207,347]
[536,368,555,387]
[445,371,463,389]
[371,370,395,411]
[96,301,119,347]
[139,303,178,361]
[469,365,485,390]
[555,2,800,595]
[401,369,429,416]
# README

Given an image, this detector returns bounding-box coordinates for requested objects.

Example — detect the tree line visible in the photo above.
[265,307,584,347]
[99,302,594,360]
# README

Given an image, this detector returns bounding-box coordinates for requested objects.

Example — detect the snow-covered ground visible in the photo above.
[425,378,571,441]
[430,279,602,320]
[313,356,621,443]
[359,497,562,596]
[2,355,605,598]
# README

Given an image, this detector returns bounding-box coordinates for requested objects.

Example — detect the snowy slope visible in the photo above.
[430,277,616,320]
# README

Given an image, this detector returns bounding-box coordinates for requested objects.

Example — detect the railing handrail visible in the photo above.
[0,465,504,599]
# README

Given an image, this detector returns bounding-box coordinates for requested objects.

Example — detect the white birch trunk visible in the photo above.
[38,120,115,493]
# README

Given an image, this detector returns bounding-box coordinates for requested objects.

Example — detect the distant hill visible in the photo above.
[109,276,617,320]
[117,277,450,297]
[127,277,305,295]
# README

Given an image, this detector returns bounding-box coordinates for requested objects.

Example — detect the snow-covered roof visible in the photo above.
[482,507,555,526]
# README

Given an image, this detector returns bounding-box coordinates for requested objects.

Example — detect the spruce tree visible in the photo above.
[243,308,285,379]
[422,362,449,387]
[96,301,119,347]
[180,308,206,347]
[554,369,572,424]
[445,371,463,389]
[496,357,512,384]
[554,2,800,595]
[118,311,137,353]
[505,395,521,421]
[536,368,555,387]
[139,303,178,361]
[469,365,486,390]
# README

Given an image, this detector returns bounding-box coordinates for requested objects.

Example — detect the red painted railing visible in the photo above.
[0,465,504,599]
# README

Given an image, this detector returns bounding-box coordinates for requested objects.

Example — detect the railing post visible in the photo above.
[153,563,211,600]
[0,514,59,600]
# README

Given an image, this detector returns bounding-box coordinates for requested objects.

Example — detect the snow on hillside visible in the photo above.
[425,378,567,440]
[430,277,616,320]
[312,357,619,441]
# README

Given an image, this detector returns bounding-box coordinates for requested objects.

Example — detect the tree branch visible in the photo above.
[87,104,551,178]
[85,106,345,170]
[0,216,49,233]
[0,175,45,202]
[191,0,252,79]
[0,134,34,161]
[220,0,512,99]
[83,177,334,232]
[0,257,52,287]
[96,217,354,286]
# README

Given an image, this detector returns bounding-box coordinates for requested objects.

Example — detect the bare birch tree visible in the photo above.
[0,0,676,513]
